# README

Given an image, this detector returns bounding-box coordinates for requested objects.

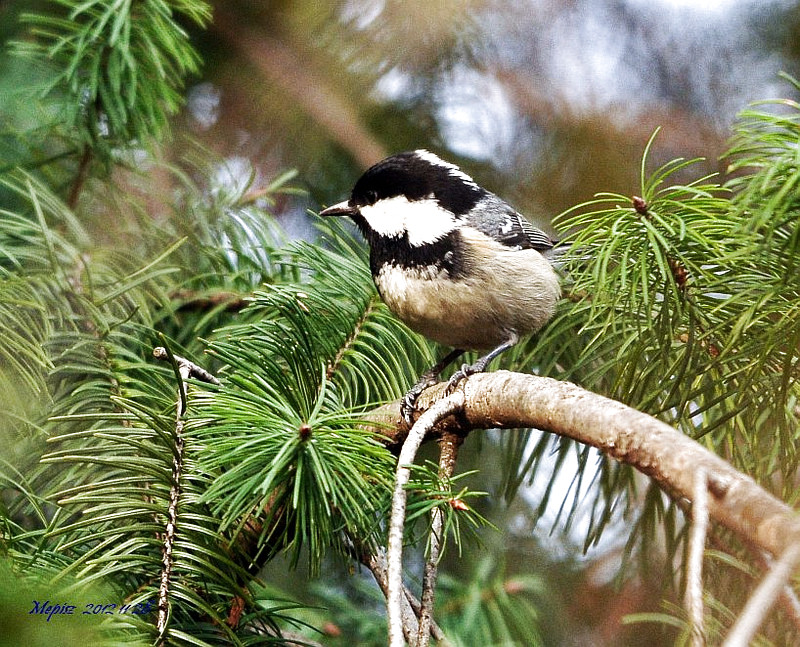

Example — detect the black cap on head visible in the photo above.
[346,150,484,215]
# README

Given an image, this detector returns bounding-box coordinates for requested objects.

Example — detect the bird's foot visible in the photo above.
[400,349,466,426]
[403,361,482,424]
[444,362,478,395]
[400,376,436,426]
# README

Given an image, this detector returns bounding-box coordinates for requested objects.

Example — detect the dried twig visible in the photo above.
[686,467,708,647]
[386,392,465,647]
[152,345,219,644]
[153,346,221,388]
[417,432,462,647]
[154,351,190,642]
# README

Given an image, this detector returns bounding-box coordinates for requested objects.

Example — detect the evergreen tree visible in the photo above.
[2,2,800,646]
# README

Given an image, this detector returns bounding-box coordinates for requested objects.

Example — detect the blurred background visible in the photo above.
[163,0,798,232]
[3,0,799,232]
[2,0,800,644]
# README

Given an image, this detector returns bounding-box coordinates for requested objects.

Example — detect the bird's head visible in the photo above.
[320,150,484,246]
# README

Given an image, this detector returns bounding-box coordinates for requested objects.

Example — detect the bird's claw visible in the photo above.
[403,363,478,424]
[400,388,420,426]
[400,378,433,426]
[444,363,475,395]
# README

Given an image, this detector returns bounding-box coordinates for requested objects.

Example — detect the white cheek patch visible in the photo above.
[359,195,457,246]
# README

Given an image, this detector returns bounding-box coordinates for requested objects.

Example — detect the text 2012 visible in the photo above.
[29,599,154,621]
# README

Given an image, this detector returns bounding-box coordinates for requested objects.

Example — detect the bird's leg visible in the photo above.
[444,331,520,395]
[401,348,464,425]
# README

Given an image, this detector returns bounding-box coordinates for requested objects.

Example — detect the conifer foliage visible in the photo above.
[2,3,800,646]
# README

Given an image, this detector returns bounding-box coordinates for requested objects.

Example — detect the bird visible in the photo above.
[320,149,562,424]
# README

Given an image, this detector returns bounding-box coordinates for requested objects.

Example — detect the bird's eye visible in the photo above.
[365,190,378,205]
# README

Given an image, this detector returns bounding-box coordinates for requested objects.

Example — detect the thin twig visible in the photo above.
[686,467,708,647]
[153,346,221,387]
[722,539,800,647]
[326,298,377,380]
[417,432,462,647]
[152,347,220,644]
[364,550,421,642]
[67,145,91,210]
[387,392,465,647]
[417,494,444,646]
[360,548,450,645]
[156,358,190,644]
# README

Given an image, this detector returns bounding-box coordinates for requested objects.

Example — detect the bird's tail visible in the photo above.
[542,240,572,270]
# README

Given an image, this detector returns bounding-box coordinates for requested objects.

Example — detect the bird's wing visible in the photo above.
[463,193,554,252]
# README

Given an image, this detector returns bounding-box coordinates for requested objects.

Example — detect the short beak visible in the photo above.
[319,200,357,217]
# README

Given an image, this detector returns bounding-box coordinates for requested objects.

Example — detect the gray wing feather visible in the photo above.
[463,193,554,252]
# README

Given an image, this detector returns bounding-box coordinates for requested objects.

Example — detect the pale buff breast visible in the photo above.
[374,230,560,350]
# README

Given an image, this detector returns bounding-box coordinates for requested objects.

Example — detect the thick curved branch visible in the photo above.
[368,371,800,561]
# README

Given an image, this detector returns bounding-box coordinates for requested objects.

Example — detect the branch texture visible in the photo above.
[370,371,800,560]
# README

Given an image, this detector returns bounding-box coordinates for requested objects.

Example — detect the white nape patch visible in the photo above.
[413,149,480,190]
[359,195,457,246]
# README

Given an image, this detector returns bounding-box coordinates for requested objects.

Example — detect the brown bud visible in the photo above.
[632,195,649,215]
[667,257,689,290]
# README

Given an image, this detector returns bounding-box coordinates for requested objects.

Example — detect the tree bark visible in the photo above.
[367,371,800,560]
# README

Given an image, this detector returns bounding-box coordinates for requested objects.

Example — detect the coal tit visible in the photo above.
[320,150,561,423]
